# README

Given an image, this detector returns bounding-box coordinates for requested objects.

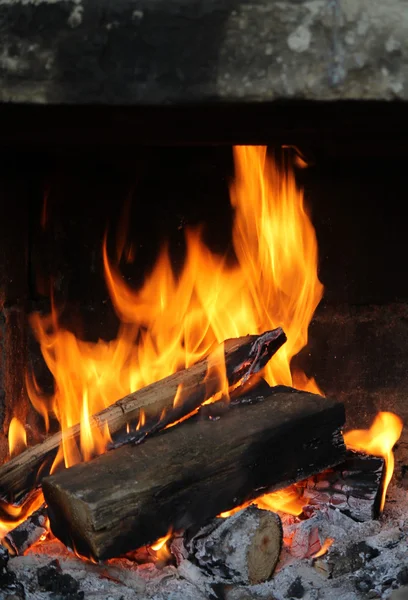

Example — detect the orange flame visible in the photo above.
[344,412,403,511]
[0,490,45,539]
[312,537,334,559]
[220,485,304,518]
[17,146,322,528]
[8,417,27,459]
[150,529,173,561]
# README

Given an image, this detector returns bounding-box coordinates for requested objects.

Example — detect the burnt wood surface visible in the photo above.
[42,388,346,560]
[0,329,285,507]
[301,451,385,522]
[2,504,48,556]
[172,506,283,586]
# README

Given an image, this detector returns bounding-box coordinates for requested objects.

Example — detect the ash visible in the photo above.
[5,444,408,600]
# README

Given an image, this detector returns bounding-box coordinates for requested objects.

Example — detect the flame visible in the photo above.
[150,529,172,561]
[18,146,322,528]
[136,408,146,431]
[8,417,27,459]
[344,412,403,511]
[312,537,334,559]
[0,490,45,539]
[220,485,304,518]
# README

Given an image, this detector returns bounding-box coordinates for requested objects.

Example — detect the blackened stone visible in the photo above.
[322,541,380,578]
[50,594,84,600]
[37,560,81,598]
[354,542,380,561]
[287,577,305,599]
[397,567,408,585]
[0,559,25,600]
[0,546,9,572]
[354,575,372,593]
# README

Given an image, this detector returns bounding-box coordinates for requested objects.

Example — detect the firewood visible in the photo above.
[171,506,283,586]
[300,451,385,522]
[42,388,346,560]
[2,504,48,556]
[0,328,286,507]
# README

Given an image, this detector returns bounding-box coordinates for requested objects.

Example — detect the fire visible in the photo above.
[220,485,304,518]
[24,145,322,469]
[8,417,27,459]
[0,146,323,539]
[0,490,44,539]
[150,529,172,561]
[311,537,334,559]
[344,412,403,510]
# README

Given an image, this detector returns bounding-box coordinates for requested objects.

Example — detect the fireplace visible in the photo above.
[0,0,408,594]
[0,109,406,597]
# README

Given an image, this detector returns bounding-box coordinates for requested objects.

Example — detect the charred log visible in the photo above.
[42,388,345,560]
[300,451,385,522]
[0,329,285,507]
[2,504,48,556]
[171,506,283,586]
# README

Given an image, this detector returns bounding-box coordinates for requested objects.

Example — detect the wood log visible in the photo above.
[42,388,346,560]
[0,328,285,507]
[1,504,48,556]
[171,506,283,586]
[300,451,385,522]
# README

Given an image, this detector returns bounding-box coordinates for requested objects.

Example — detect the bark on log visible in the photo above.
[300,451,385,522]
[172,506,283,586]
[2,504,48,556]
[0,329,285,507]
[42,388,346,560]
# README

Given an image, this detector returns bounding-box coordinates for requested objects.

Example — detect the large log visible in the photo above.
[42,388,346,560]
[0,329,285,508]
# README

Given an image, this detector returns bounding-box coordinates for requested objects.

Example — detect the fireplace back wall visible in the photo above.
[0,122,408,462]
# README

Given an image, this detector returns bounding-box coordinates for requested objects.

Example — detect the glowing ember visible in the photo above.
[344,412,403,510]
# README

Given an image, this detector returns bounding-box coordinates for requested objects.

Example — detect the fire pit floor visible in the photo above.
[3,440,408,600]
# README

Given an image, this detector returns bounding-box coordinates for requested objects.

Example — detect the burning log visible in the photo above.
[42,388,346,560]
[0,329,286,507]
[301,451,385,522]
[171,506,283,587]
[1,504,48,556]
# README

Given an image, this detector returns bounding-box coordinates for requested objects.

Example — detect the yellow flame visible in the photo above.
[344,412,403,511]
[150,528,173,561]
[25,146,322,478]
[8,417,27,459]
[136,408,146,431]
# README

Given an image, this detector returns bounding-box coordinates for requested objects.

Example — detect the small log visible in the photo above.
[42,388,346,560]
[172,506,283,585]
[0,328,285,507]
[2,504,48,556]
[300,451,385,522]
